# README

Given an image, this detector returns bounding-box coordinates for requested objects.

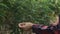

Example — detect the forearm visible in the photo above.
[32,24,49,33]
[32,24,58,33]
[32,24,48,30]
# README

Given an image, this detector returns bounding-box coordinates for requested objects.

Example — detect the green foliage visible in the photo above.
[0,0,60,34]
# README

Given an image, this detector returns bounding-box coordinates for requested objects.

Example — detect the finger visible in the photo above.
[19,26,25,28]
[18,23,26,28]
[18,23,25,26]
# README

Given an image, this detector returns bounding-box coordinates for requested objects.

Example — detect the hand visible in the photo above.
[18,22,33,30]
[50,15,59,26]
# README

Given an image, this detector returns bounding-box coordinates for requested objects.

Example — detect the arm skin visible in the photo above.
[18,15,59,34]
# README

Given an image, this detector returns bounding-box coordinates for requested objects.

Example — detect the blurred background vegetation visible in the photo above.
[0,0,60,34]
